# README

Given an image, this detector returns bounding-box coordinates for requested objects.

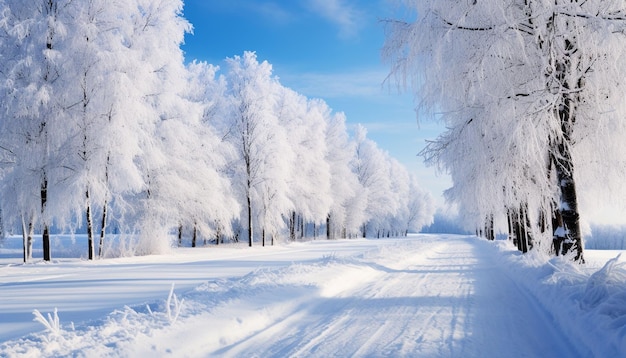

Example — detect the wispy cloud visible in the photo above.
[248,2,294,24]
[305,0,364,39]
[283,69,391,99]
[200,1,294,25]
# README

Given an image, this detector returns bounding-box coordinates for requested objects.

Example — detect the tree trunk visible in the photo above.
[247,193,253,247]
[178,224,183,247]
[326,214,331,240]
[27,221,34,262]
[554,143,583,261]
[485,214,495,241]
[192,224,197,248]
[98,200,107,258]
[21,215,30,263]
[507,208,514,243]
[519,205,529,253]
[290,211,296,241]
[262,227,265,247]
[41,178,50,262]
[86,189,95,260]
[550,30,584,261]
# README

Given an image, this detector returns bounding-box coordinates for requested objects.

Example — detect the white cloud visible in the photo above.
[202,1,294,25]
[250,2,294,24]
[306,0,363,38]
[282,69,390,99]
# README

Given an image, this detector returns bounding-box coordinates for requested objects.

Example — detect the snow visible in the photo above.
[1,234,625,357]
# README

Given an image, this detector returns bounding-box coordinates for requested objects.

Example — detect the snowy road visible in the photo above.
[139,236,578,357]
[0,235,593,357]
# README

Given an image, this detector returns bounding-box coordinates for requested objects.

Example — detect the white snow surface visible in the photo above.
[1,234,625,357]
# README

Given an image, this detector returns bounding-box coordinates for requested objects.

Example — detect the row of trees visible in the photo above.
[383,0,626,261]
[0,0,434,262]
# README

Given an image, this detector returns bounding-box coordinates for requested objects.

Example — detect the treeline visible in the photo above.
[0,0,434,261]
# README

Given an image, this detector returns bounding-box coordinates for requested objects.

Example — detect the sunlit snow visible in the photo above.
[1,235,625,357]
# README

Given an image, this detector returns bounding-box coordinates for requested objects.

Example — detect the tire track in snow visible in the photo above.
[4,236,584,357]
[206,236,580,357]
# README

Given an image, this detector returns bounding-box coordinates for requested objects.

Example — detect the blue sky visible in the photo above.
[180,0,450,204]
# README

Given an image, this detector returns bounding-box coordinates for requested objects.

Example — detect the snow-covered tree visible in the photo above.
[324,112,362,239]
[222,51,290,247]
[276,88,332,241]
[351,125,396,237]
[0,0,80,261]
[384,0,626,260]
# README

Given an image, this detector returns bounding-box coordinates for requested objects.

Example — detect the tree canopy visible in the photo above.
[384,0,626,260]
[0,1,434,260]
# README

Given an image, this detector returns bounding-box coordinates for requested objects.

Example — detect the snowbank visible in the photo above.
[484,240,626,357]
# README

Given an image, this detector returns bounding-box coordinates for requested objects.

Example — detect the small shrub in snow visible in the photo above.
[166,283,184,324]
[32,308,61,338]
[581,254,626,310]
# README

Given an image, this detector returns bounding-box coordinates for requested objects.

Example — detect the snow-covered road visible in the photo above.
[0,234,612,357]
[136,236,577,357]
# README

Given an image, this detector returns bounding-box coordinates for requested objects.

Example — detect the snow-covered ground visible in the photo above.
[1,234,625,357]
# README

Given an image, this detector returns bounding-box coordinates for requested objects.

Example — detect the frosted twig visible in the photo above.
[166,283,184,324]
[32,307,61,337]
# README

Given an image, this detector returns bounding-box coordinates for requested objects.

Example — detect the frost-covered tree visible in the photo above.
[403,175,435,235]
[59,0,148,259]
[351,125,395,237]
[384,0,626,260]
[0,0,79,261]
[222,51,289,247]
[276,88,332,241]
[177,61,239,246]
[324,112,362,239]
[119,0,198,254]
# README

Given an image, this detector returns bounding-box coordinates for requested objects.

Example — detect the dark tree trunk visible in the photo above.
[86,189,95,260]
[509,207,528,253]
[247,192,253,247]
[548,27,584,261]
[507,209,514,242]
[513,209,523,252]
[98,200,107,257]
[41,178,50,261]
[519,205,529,253]
[27,221,33,262]
[191,225,197,248]
[485,214,495,241]
[326,214,331,240]
[178,224,183,247]
[290,211,296,241]
[554,143,583,260]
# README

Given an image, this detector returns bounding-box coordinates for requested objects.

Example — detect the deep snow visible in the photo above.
[0,234,625,357]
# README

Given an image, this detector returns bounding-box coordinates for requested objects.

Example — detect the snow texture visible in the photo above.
[1,234,625,357]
